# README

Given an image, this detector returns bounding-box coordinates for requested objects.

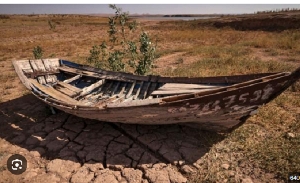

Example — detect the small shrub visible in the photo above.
[86,4,157,75]
[48,20,56,30]
[86,42,107,69]
[175,58,184,64]
[33,46,43,59]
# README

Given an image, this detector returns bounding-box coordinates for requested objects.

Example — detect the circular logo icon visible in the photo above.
[7,154,27,175]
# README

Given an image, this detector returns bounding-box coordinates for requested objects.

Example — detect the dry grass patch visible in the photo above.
[161,56,294,77]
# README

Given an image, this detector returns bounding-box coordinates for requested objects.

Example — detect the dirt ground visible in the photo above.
[0,93,224,183]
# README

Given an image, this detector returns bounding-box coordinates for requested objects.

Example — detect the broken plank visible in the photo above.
[88,80,109,100]
[63,75,81,84]
[77,79,105,97]
[54,85,77,97]
[57,81,81,93]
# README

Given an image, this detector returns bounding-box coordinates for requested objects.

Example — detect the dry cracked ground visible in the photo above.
[0,94,224,183]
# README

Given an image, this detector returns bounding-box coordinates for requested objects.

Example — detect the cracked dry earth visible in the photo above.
[0,94,223,183]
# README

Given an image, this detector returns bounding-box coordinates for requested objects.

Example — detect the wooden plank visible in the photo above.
[37,76,46,85]
[89,92,103,100]
[111,82,131,103]
[94,95,115,107]
[111,81,121,96]
[57,81,81,93]
[142,82,151,99]
[151,89,213,95]
[77,79,105,97]
[29,79,81,105]
[42,59,58,83]
[12,60,33,89]
[156,73,277,84]
[111,94,127,103]
[118,82,127,96]
[100,80,114,96]
[43,58,60,70]
[87,80,108,100]
[18,60,33,73]
[33,60,46,72]
[123,95,134,103]
[89,79,106,96]
[54,85,77,97]
[45,75,57,83]
[80,65,150,82]
[159,83,220,89]
[63,75,81,83]
[125,81,136,99]
[34,60,56,84]
[133,81,144,100]
[42,59,51,71]
[59,66,135,82]
[29,60,39,71]
[29,60,46,84]
[146,82,158,99]
[106,98,161,108]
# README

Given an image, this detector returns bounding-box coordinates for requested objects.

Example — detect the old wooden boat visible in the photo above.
[13,58,300,132]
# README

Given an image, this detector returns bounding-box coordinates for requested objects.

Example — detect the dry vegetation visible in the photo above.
[0,13,300,182]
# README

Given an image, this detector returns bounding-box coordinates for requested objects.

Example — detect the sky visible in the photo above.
[1,4,300,15]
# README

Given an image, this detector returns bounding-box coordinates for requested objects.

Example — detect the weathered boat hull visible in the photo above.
[13,58,300,132]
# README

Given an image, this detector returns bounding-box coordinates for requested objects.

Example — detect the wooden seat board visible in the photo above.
[29,79,81,105]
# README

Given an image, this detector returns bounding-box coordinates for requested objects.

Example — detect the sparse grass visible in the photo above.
[0,72,17,83]
[265,48,279,56]
[161,56,294,77]
[3,83,14,89]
